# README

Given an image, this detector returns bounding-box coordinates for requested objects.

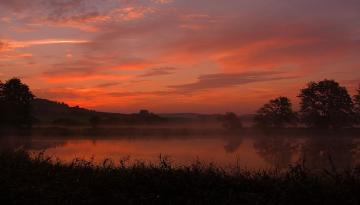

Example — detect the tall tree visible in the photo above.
[254,97,297,128]
[0,78,34,127]
[298,79,355,129]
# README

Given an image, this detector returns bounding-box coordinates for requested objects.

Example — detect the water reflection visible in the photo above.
[223,136,243,153]
[0,136,66,151]
[0,134,360,170]
[253,136,300,169]
[301,135,360,170]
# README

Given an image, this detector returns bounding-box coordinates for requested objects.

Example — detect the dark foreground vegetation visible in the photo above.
[1,150,360,205]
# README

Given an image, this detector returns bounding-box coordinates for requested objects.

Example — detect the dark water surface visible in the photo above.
[1,134,360,170]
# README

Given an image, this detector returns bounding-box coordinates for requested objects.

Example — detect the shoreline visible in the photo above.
[1,126,360,137]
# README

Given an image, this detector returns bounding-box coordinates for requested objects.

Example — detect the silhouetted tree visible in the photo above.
[135,109,163,124]
[139,109,151,118]
[89,115,101,128]
[254,97,297,128]
[298,79,355,129]
[0,78,34,128]
[354,86,360,122]
[221,112,242,130]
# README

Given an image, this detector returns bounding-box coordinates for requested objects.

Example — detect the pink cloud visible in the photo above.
[2,0,360,113]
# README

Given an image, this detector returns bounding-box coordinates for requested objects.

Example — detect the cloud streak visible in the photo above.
[0,39,90,51]
[2,0,360,113]
[0,0,173,31]
[138,67,177,77]
[169,71,297,92]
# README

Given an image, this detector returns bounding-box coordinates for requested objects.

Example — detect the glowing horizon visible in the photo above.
[1,0,359,114]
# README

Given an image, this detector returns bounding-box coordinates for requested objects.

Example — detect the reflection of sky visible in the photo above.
[34,138,271,169]
[1,0,360,113]
[0,135,353,170]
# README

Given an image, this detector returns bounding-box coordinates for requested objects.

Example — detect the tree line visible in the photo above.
[1,77,360,129]
[252,79,360,129]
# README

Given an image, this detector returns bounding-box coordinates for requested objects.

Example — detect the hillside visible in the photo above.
[31,98,253,126]
[31,98,128,125]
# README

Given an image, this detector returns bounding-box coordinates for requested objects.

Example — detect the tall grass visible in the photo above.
[1,150,360,204]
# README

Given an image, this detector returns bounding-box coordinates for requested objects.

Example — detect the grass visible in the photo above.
[1,150,360,204]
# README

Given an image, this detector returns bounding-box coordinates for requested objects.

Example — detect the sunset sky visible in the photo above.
[0,0,359,114]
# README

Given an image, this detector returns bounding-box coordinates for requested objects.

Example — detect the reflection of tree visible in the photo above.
[0,136,66,151]
[254,136,298,169]
[301,136,359,170]
[220,112,242,130]
[224,136,243,153]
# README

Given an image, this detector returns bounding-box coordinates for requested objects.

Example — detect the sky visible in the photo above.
[0,0,360,114]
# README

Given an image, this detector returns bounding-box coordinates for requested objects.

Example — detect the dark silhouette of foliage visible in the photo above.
[354,86,360,122]
[298,79,355,129]
[254,97,297,128]
[0,78,34,128]
[3,150,360,205]
[221,112,242,130]
[135,109,163,124]
[139,109,151,118]
[52,118,82,126]
[89,115,101,128]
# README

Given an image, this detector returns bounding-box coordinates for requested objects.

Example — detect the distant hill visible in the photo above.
[31,98,125,125]
[32,98,97,117]
[31,98,254,125]
[31,98,163,125]
[158,113,201,119]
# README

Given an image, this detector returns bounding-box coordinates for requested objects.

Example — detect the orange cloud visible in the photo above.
[14,39,89,48]
[3,0,360,113]
[110,60,155,70]
[42,73,134,83]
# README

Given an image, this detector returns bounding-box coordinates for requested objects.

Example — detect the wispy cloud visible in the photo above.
[2,0,360,113]
[0,41,10,52]
[0,39,90,51]
[108,90,173,97]
[151,0,173,4]
[138,67,177,77]
[169,71,298,92]
[0,0,169,31]
[96,82,122,88]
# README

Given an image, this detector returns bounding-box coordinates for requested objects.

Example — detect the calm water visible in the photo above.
[1,135,360,170]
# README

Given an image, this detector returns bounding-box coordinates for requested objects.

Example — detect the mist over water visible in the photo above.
[1,134,359,171]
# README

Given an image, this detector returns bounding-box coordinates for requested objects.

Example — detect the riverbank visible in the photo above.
[1,126,360,137]
[1,150,360,204]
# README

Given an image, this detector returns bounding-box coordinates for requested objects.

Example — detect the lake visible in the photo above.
[1,134,359,170]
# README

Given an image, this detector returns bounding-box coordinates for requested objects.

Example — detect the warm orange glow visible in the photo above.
[1,0,359,113]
